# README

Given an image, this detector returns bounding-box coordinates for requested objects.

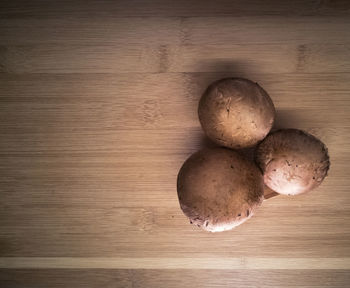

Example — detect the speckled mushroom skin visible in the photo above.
[255,129,330,196]
[177,148,264,232]
[198,78,275,149]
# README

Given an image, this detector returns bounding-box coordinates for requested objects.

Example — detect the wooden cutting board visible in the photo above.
[0,1,350,287]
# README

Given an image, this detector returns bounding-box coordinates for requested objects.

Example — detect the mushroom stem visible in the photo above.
[263,185,279,201]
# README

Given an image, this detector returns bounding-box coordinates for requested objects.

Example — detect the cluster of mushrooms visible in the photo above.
[177,78,330,232]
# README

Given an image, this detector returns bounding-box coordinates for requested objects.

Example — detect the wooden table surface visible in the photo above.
[1,1,350,287]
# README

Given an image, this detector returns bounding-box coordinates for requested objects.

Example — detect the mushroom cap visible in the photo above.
[177,148,264,232]
[198,78,275,149]
[255,129,330,196]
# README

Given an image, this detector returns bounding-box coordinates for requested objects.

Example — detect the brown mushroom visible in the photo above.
[177,148,264,232]
[198,78,275,149]
[255,129,330,196]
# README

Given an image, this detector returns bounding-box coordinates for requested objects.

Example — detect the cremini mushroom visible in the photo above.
[177,148,264,232]
[198,78,275,149]
[255,129,330,196]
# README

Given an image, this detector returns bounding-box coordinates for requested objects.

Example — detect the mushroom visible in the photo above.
[198,78,275,149]
[255,129,330,196]
[177,148,264,232]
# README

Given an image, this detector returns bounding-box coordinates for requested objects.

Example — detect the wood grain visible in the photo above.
[1,257,350,269]
[1,17,350,46]
[1,0,350,18]
[1,269,349,288]
[0,0,350,287]
[1,44,350,73]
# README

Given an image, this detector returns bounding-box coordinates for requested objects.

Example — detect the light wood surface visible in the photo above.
[1,0,350,287]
